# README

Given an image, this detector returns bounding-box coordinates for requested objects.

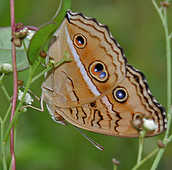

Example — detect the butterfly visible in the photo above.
[41,10,167,137]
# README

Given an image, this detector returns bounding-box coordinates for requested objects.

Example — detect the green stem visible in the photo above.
[167,108,172,142]
[152,0,165,26]
[3,104,12,124]
[169,32,172,39]
[163,7,171,114]
[0,117,7,170]
[112,158,119,170]
[132,148,159,170]
[31,65,51,84]
[151,1,171,170]
[113,165,117,170]
[150,148,165,170]
[31,57,71,84]
[137,131,145,164]
[1,84,11,102]
[0,74,11,101]
[4,56,70,141]
[0,73,5,82]
[4,60,40,142]
[151,112,171,170]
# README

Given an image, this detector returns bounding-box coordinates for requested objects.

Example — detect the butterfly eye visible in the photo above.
[89,61,108,82]
[113,87,128,103]
[73,34,87,48]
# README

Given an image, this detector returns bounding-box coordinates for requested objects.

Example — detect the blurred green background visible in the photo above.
[0,0,172,170]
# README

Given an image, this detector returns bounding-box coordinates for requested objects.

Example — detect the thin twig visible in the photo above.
[132,148,159,170]
[152,0,165,26]
[112,158,120,170]
[31,57,71,84]
[3,104,12,124]
[1,84,11,102]
[10,0,17,169]
[113,165,117,170]
[0,117,7,170]
[151,0,172,169]
[167,108,172,143]
[4,60,40,141]
[0,73,5,82]
[169,32,172,39]
[0,74,10,101]
[132,1,171,169]
[137,131,145,164]
[4,56,70,141]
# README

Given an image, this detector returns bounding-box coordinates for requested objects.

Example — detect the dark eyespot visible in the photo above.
[116,89,126,99]
[113,87,128,103]
[76,36,84,45]
[94,63,104,72]
[89,61,108,82]
[73,34,87,48]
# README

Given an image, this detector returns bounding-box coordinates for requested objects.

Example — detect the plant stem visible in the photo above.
[132,148,159,170]
[0,74,11,101]
[164,9,171,115]
[0,117,7,170]
[167,108,172,143]
[1,84,11,102]
[0,80,12,170]
[169,32,172,39]
[0,73,5,81]
[31,57,71,84]
[10,0,18,168]
[112,158,119,170]
[151,1,171,169]
[137,131,145,164]
[113,165,117,170]
[3,104,12,125]
[4,55,69,141]
[4,60,40,142]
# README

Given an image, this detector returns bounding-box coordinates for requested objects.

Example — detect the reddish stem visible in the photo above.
[10,0,17,169]
[26,25,39,31]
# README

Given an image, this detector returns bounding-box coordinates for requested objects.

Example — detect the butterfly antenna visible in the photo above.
[73,126,104,151]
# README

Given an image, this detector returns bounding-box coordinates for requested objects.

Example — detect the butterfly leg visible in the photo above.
[20,92,44,112]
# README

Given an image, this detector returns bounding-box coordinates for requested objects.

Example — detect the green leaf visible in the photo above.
[0,27,30,72]
[27,24,56,64]
[27,0,71,65]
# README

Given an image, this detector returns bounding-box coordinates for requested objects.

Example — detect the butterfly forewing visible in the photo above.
[42,10,126,108]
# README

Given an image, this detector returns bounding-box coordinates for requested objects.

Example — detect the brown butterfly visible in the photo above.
[42,10,167,137]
